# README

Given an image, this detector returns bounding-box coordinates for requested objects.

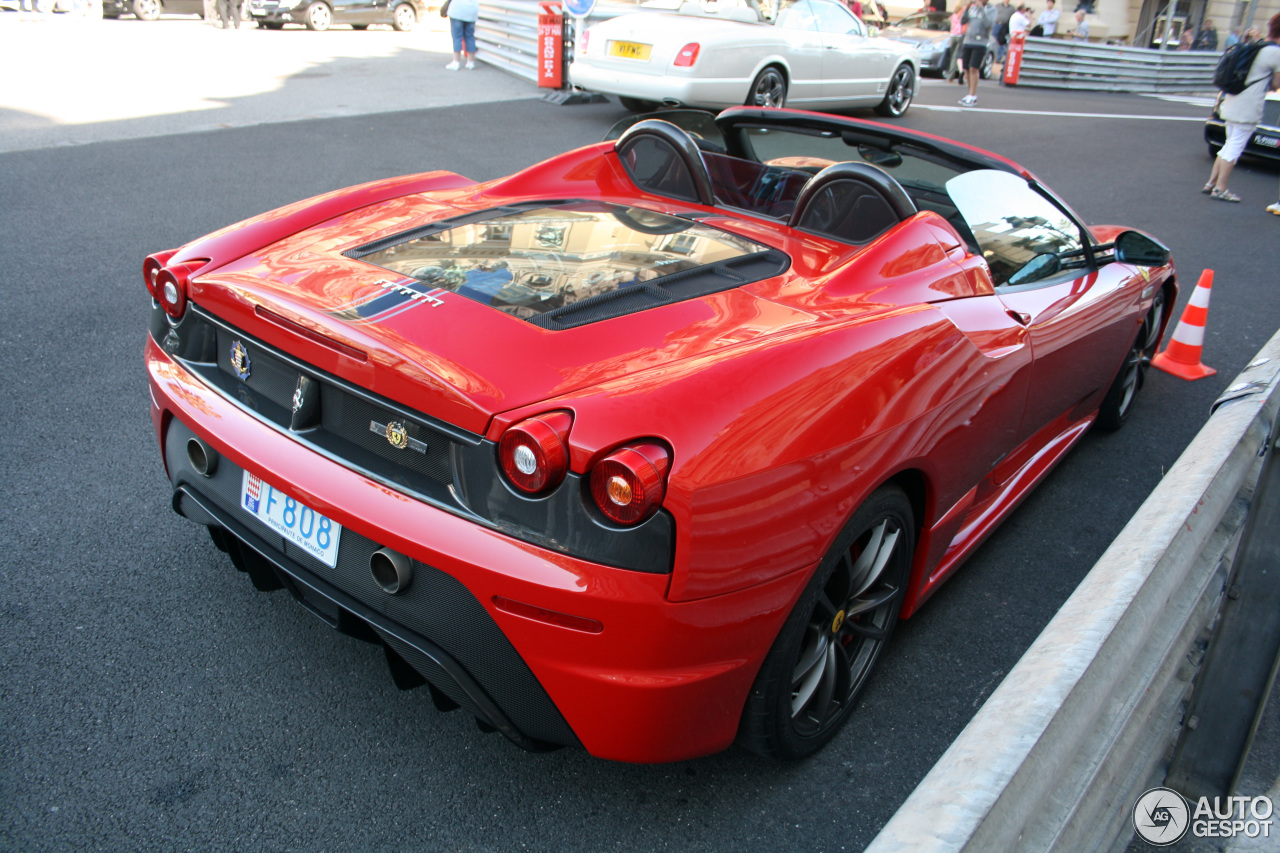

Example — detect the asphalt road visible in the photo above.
[3,18,1280,853]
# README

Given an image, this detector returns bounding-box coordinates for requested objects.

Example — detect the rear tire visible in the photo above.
[131,0,160,20]
[874,63,915,117]
[737,485,914,759]
[746,66,787,108]
[391,2,416,31]
[304,1,331,30]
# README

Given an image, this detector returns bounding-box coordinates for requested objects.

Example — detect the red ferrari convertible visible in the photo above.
[144,108,1176,763]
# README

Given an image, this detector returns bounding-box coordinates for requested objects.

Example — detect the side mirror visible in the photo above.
[1113,230,1170,267]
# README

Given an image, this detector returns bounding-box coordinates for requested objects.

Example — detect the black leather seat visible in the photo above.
[614,119,716,207]
[789,162,917,244]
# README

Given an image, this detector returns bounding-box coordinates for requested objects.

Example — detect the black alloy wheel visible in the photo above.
[738,485,914,759]
[747,66,787,108]
[875,64,915,117]
[1096,288,1167,431]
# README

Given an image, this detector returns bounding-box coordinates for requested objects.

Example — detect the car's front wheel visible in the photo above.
[131,0,161,20]
[1096,288,1167,431]
[737,484,914,759]
[875,63,915,117]
[747,66,787,108]
[304,1,331,30]
[392,2,416,31]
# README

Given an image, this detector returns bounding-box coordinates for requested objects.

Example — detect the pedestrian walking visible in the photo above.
[218,0,244,28]
[959,0,996,106]
[1202,13,1280,203]
[445,0,480,70]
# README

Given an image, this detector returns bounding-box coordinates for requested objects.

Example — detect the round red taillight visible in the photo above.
[143,250,177,301]
[499,411,573,495]
[153,262,203,320]
[589,443,670,525]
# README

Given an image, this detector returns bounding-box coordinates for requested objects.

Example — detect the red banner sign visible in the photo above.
[1002,32,1026,86]
[538,2,563,89]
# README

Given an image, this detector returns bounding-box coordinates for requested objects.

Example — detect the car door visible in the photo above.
[809,0,892,102]
[771,0,828,105]
[333,0,376,26]
[945,169,1143,447]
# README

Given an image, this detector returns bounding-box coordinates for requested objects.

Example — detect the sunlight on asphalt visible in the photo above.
[0,15,454,124]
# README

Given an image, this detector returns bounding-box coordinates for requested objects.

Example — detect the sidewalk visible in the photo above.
[0,13,540,153]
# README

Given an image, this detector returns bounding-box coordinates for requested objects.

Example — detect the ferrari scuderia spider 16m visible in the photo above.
[145,107,1176,763]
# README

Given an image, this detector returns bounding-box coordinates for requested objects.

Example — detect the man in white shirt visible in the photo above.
[1010,4,1030,36]
[1036,0,1060,36]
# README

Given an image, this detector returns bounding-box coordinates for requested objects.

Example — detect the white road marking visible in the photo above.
[912,103,1208,121]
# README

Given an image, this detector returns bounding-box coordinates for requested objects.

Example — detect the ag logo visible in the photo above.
[230,340,251,381]
[1133,787,1190,846]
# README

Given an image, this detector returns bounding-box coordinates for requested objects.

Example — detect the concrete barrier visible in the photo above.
[866,328,1280,853]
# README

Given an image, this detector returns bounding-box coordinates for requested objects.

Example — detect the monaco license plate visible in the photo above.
[1254,134,1279,149]
[240,471,341,568]
[608,40,652,60]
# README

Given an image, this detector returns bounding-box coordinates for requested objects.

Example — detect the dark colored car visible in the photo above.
[247,0,423,30]
[143,107,1175,763]
[103,0,204,19]
[879,10,996,78]
[1205,91,1280,163]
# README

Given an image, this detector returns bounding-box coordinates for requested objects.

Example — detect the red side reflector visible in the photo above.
[673,43,700,67]
[492,596,604,634]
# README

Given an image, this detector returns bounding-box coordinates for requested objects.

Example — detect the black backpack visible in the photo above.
[1213,42,1266,95]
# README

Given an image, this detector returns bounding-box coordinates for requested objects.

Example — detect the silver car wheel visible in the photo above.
[392,2,416,31]
[875,64,915,117]
[304,1,331,30]
[747,67,787,109]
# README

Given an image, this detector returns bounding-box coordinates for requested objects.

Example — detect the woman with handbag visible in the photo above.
[443,0,480,71]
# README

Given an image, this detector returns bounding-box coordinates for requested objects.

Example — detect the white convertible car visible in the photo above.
[569,0,920,116]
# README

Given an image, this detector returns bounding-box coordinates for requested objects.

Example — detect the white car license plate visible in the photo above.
[240,471,341,568]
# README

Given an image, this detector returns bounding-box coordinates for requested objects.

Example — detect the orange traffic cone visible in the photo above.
[1152,269,1217,380]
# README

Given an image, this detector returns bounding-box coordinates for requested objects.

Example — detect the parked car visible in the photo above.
[1205,90,1280,163]
[878,9,996,78]
[143,106,1176,763]
[102,0,204,19]
[247,0,423,30]
[569,0,919,116]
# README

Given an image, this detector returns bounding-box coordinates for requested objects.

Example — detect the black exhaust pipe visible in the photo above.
[370,547,413,595]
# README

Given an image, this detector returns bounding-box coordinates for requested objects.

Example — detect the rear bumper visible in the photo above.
[147,334,807,762]
[568,60,743,109]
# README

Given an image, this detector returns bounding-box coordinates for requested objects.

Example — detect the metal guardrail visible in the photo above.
[866,329,1280,853]
[477,0,638,85]
[1016,36,1220,92]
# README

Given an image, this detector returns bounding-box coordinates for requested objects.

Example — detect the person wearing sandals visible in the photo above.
[1203,13,1280,203]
